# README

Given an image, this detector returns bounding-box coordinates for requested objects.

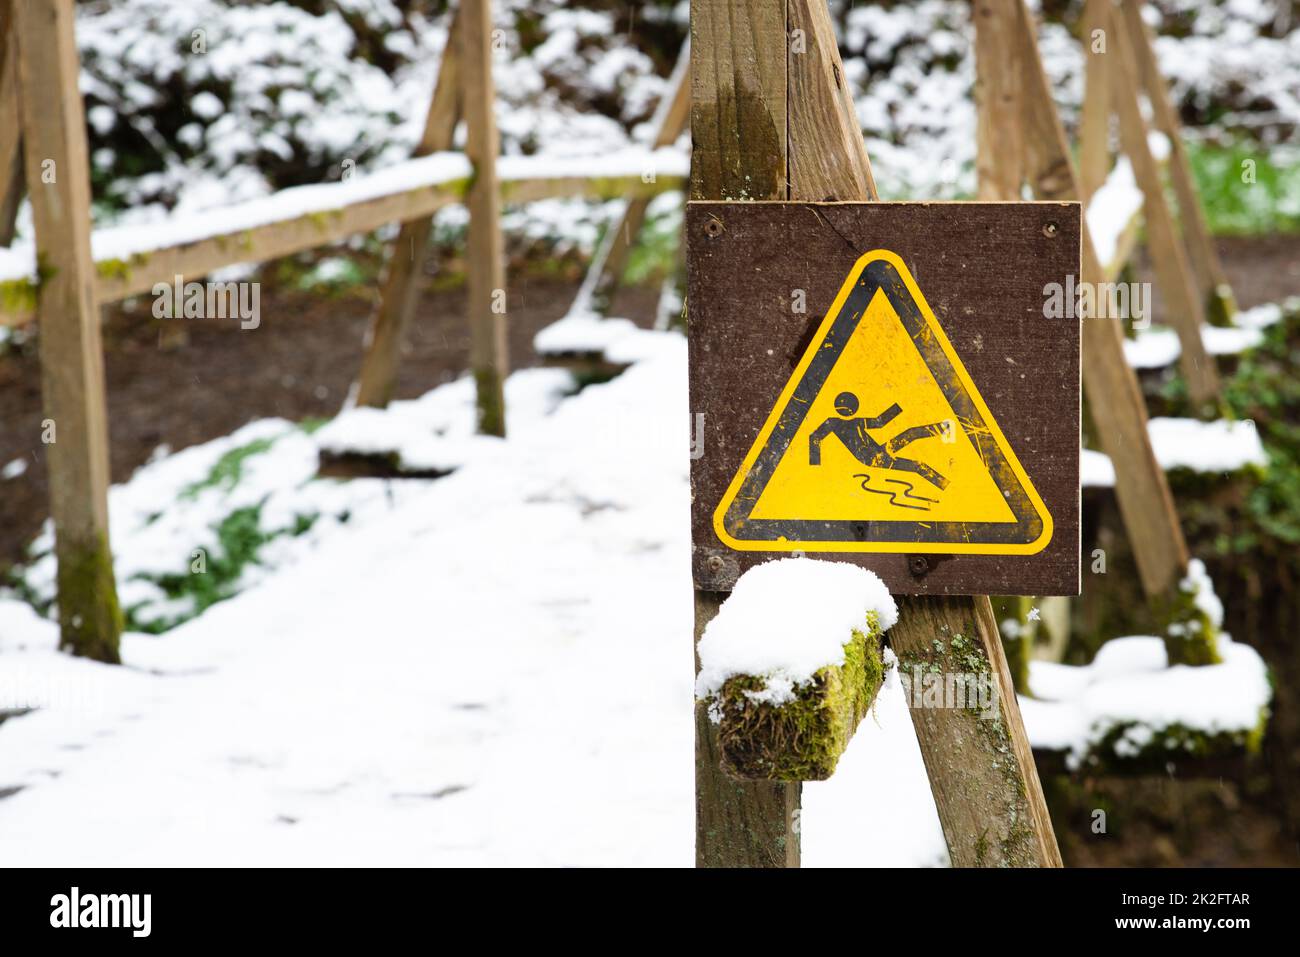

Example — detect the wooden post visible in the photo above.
[352,8,463,409]
[13,0,123,662]
[1107,4,1221,409]
[1077,0,1111,203]
[693,0,1059,867]
[891,597,1061,866]
[691,0,797,868]
[973,0,1023,201]
[461,0,508,436]
[694,591,800,867]
[999,0,1189,599]
[785,0,878,201]
[1119,0,1237,326]
[0,0,24,245]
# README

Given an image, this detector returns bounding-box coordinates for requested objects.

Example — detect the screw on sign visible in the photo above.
[688,202,1082,597]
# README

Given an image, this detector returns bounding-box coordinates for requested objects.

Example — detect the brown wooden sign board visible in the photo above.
[688,201,1081,596]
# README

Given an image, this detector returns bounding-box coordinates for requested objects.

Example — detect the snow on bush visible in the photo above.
[1020,632,1271,769]
[53,0,1299,233]
[73,0,676,220]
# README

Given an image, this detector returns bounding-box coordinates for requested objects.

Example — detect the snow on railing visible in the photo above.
[0,146,688,325]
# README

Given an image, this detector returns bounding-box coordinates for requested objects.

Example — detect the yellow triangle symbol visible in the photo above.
[714,249,1053,555]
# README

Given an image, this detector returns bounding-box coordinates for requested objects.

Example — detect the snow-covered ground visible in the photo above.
[0,328,951,867]
[3,310,1275,864]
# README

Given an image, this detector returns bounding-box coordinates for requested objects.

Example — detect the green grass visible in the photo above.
[1187,141,1300,235]
[181,437,276,499]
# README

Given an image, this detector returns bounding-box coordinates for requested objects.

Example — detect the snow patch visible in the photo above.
[1147,417,1267,473]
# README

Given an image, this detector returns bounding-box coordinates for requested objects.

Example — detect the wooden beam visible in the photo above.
[1007,0,1187,597]
[707,609,886,781]
[690,0,787,203]
[461,0,507,436]
[0,0,23,246]
[352,8,463,408]
[0,152,20,246]
[691,0,798,869]
[1077,0,1111,203]
[1119,0,1236,325]
[1108,4,1221,408]
[890,596,1062,866]
[972,0,1024,201]
[786,0,878,201]
[99,183,466,305]
[13,0,122,662]
[0,169,683,329]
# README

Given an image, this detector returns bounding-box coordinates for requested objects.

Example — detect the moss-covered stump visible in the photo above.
[539,352,630,388]
[316,451,453,480]
[709,613,885,782]
[1034,720,1264,780]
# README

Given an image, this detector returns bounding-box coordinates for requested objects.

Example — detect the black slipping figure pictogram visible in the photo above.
[808,391,950,490]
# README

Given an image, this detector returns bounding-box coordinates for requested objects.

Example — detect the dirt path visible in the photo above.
[0,272,659,570]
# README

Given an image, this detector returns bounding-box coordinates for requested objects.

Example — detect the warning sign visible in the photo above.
[714,249,1052,554]
[687,201,1081,596]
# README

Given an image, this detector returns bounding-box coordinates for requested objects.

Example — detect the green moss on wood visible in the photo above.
[1161,575,1223,666]
[447,176,473,200]
[712,612,885,781]
[1204,284,1238,328]
[55,531,123,664]
[95,253,151,284]
[473,367,507,437]
[0,277,39,315]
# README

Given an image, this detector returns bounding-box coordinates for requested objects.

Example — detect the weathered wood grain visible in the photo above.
[890,594,1063,866]
[1108,4,1220,408]
[1077,0,1111,203]
[972,0,1024,201]
[13,0,123,661]
[462,0,508,436]
[1120,0,1236,326]
[690,0,796,869]
[690,0,787,203]
[352,7,463,409]
[1007,0,1187,597]
[787,0,878,201]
